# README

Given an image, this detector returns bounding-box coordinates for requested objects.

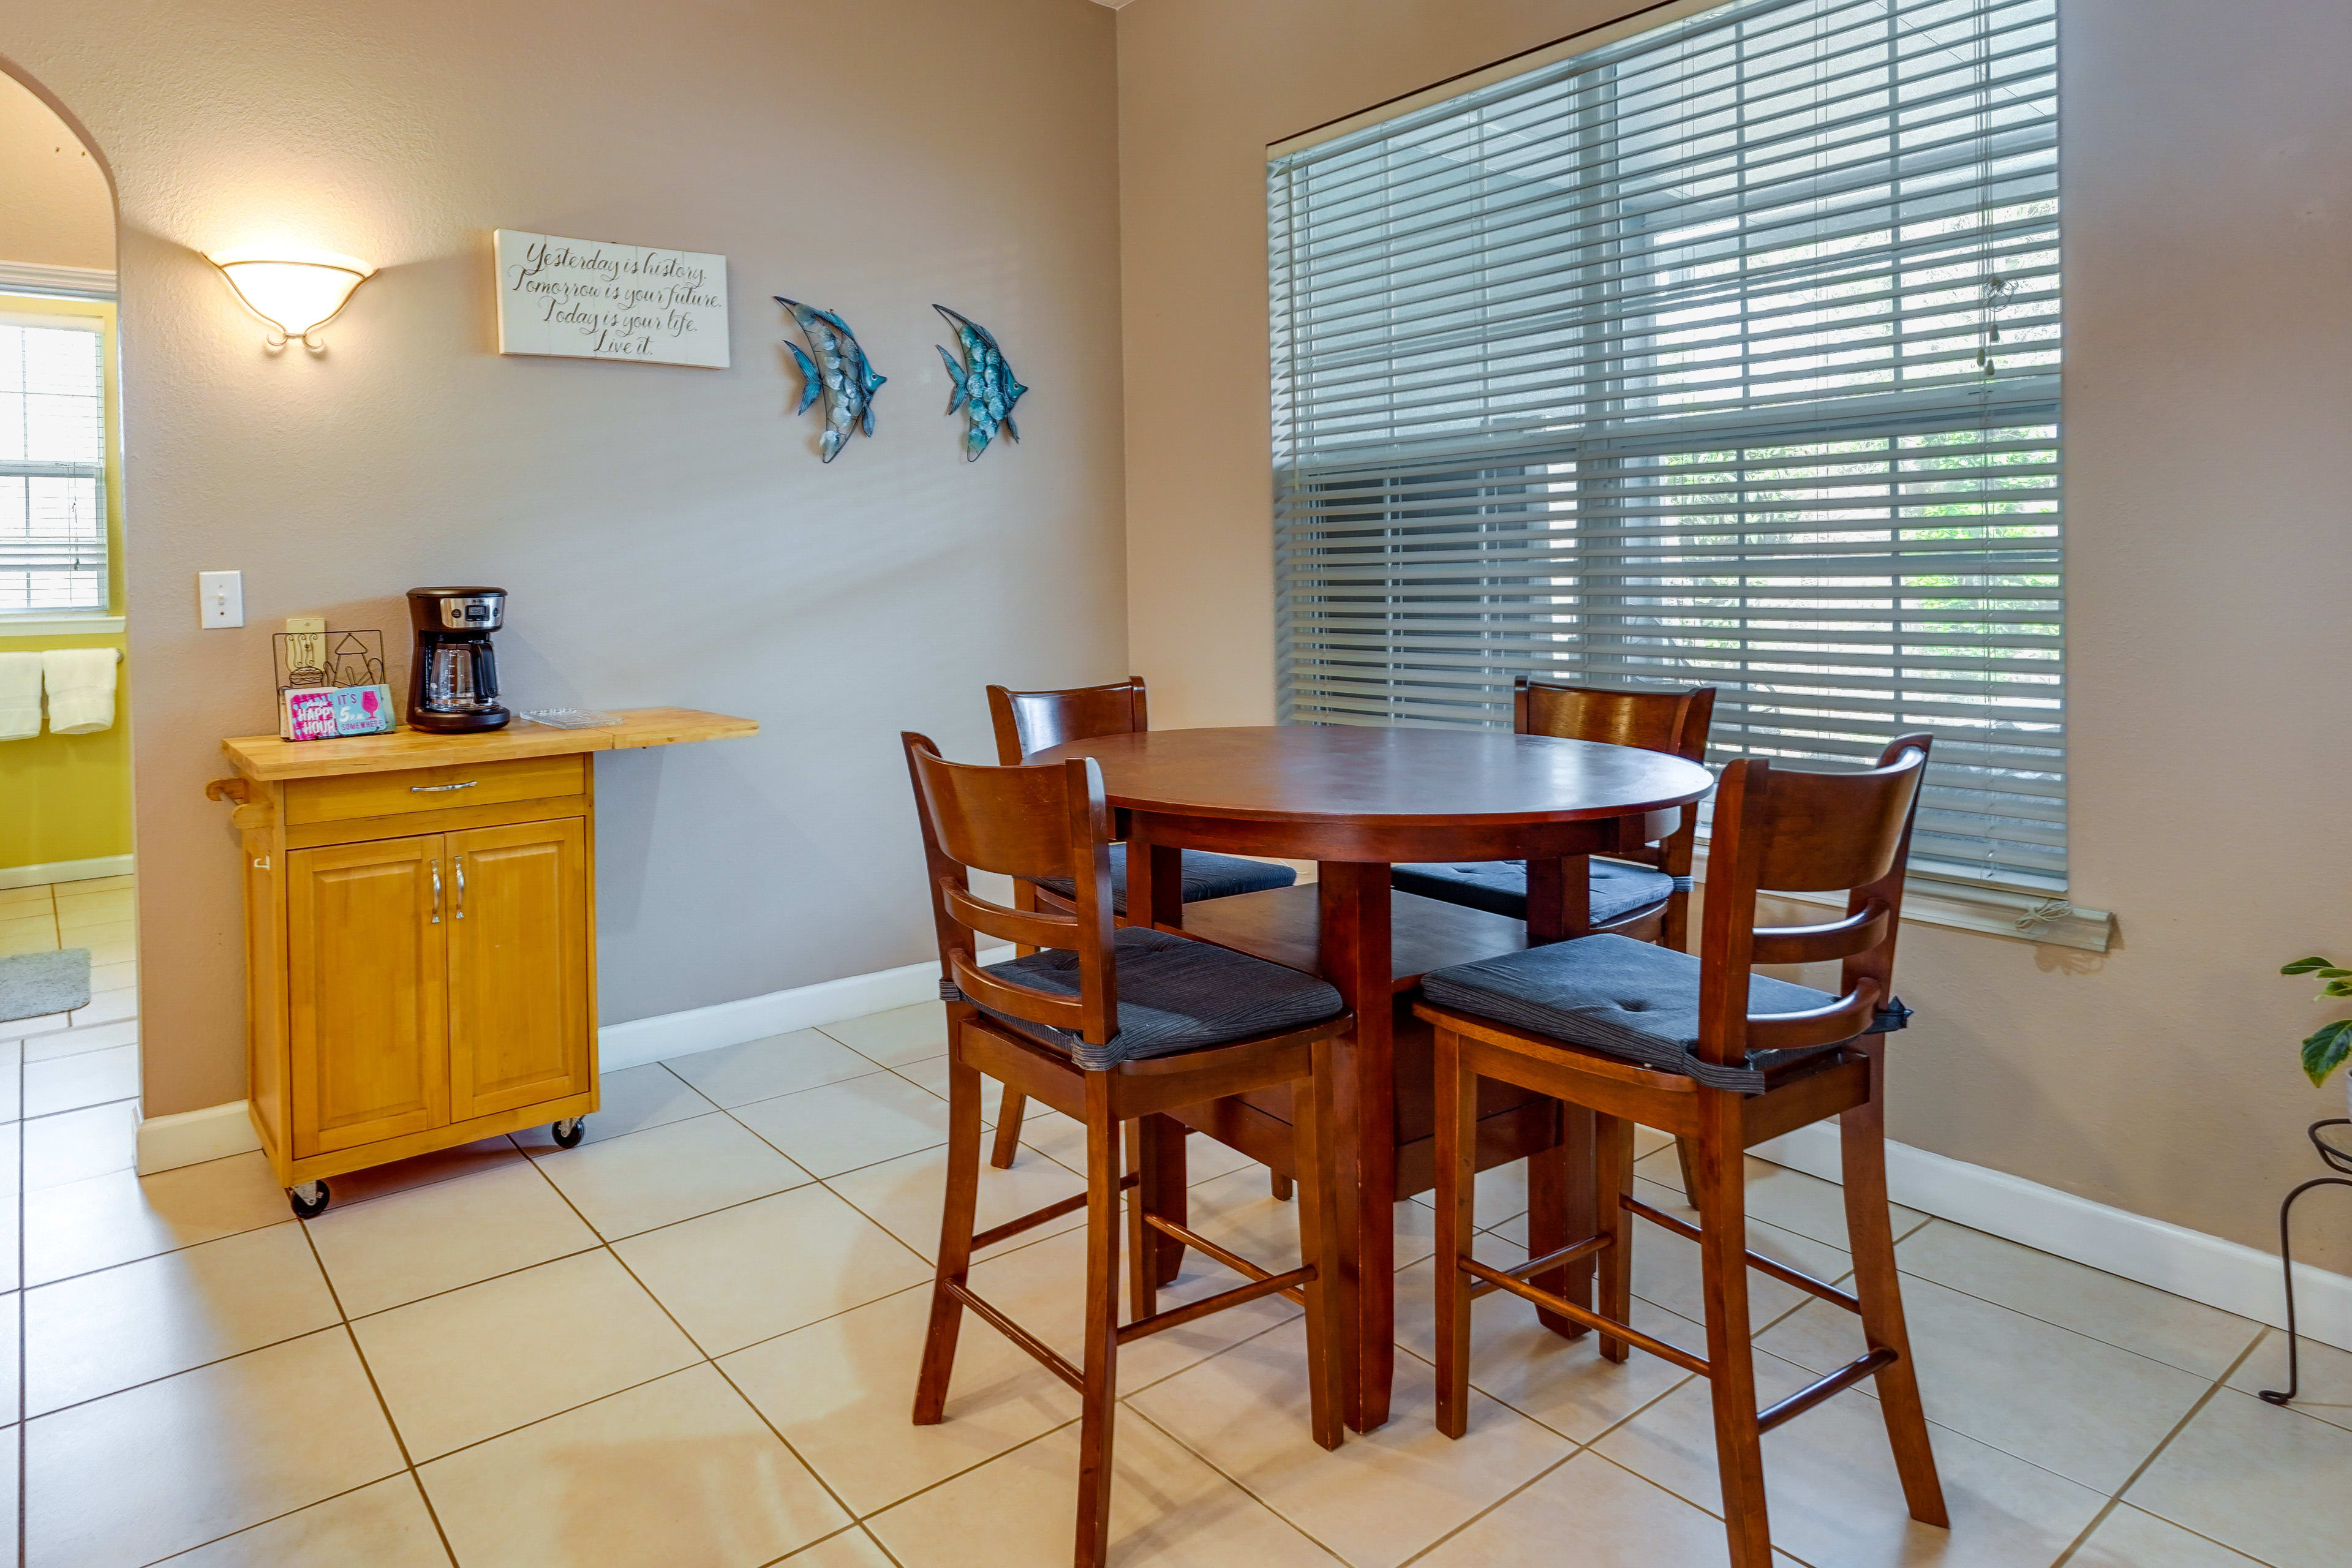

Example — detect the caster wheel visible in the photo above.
[550,1117,586,1149]
[289,1180,331,1219]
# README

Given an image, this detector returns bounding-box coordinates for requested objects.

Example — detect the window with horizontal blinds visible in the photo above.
[1270,0,2064,895]
[0,314,107,615]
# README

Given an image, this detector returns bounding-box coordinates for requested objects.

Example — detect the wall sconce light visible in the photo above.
[206,249,376,352]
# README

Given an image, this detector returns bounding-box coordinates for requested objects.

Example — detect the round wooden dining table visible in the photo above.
[1026,725,1716,1431]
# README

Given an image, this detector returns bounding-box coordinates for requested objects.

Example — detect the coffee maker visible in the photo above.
[405,587,511,733]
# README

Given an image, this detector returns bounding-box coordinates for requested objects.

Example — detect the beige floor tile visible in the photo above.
[154,1474,448,1568]
[1594,1341,2106,1568]
[1411,1154,1531,1230]
[720,1282,1080,1516]
[530,1112,811,1239]
[62,919,135,965]
[421,1363,850,1568]
[824,1140,1089,1263]
[23,1042,138,1117]
[25,1329,405,1568]
[26,1221,337,1415]
[818,1000,949,1066]
[2126,1386,2352,1568]
[88,959,135,992]
[0,1038,17,1120]
[1186,1163,1438,1276]
[2225,1326,2352,1434]
[662,1028,878,1108]
[866,1407,1335,1568]
[1636,1147,1928,1251]
[352,1248,699,1460]
[1394,1245,1707,1443]
[57,873,132,893]
[53,888,132,926]
[2070,1504,2269,1567]
[1131,1321,1575,1568]
[510,1061,717,1150]
[963,1222,1303,1396]
[23,1015,135,1063]
[1487,1174,1852,1332]
[1760,1273,2211,1493]
[1896,1221,2263,1379]
[0,911,59,955]
[0,1291,18,1421]
[0,883,52,911]
[889,1052,1009,1123]
[24,1152,289,1286]
[307,1160,599,1317]
[1417,1449,1803,1568]
[1179,1125,1267,1186]
[23,1099,134,1189]
[67,987,137,1027]
[4,1009,70,1040]
[320,1133,527,1207]
[728,1069,957,1178]
[0,1427,15,1568]
[776,1526,897,1567]
[616,1183,933,1355]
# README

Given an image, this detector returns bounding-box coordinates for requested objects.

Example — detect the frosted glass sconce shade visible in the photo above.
[207,250,376,350]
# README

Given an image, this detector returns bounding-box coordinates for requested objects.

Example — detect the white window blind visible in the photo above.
[1270,0,2063,895]
[0,315,108,616]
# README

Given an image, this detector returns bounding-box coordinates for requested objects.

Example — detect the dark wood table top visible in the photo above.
[1027,725,1714,827]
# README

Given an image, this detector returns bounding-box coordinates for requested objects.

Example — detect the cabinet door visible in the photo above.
[446,818,591,1120]
[287,834,449,1157]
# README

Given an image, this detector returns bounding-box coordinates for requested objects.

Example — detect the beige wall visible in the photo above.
[0,67,110,271]
[1118,0,2352,1268]
[0,0,1126,1115]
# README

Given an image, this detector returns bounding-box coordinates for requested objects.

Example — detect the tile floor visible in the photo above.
[1,924,2346,1566]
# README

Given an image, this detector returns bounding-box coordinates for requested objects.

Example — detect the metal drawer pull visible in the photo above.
[429,859,442,924]
[454,855,466,919]
[411,780,479,793]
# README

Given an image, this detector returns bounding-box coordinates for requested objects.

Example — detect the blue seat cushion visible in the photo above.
[1036,844,1297,915]
[969,927,1343,1071]
[1390,859,1679,925]
[1420,933,1891,1091]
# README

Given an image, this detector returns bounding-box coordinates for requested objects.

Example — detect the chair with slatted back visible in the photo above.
[902,732,1349,1568]
[986,678,1299,1176]
[1392,677,1715,948]
[1414,734,1947,1568]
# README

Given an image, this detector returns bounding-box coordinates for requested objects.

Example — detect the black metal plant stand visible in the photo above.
[2258,1118,2352,1406]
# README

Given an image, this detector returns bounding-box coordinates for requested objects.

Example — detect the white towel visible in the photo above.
[42,647,119,735]
[0,652,39,741]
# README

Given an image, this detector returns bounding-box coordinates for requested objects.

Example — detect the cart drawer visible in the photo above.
[284,754,586,825]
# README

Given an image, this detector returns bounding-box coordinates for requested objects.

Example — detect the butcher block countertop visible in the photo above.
[219,706,758,782]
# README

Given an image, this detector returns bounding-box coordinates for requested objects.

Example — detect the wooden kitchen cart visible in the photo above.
[208,707,756,1216]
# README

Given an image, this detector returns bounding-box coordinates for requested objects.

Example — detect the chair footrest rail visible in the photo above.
[1118,1266,1316,1344]
[1622,1194,1862,1313]
[1143,1213,1310,1306]
[941,1280,1085,1391]
[1755,1348,1899,1432]
[1468,1234,1615,1300]
[970,1171,1139,1252]
[1457,1255,1712,1376]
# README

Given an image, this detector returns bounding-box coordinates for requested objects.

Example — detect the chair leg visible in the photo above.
[913,1039,986,1427]
[1526,1107,1594,1341]
[1125,1117,1155,1326]
[1841,1042,1950,1528]
[1137,1112,1188,1287]
[1270,1170,1294,1201]
[989,1091,1028,1170]
[1596,1112,1635,1363]
[1291,1036,1344,1450]
[1673,1136,1702,1205]
[1075,1074,1124,1568]
[1691,1090,1773,1568]
[1432,1026,1479,1441]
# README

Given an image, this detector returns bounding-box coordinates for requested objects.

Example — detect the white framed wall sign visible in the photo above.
[494,230,729,368]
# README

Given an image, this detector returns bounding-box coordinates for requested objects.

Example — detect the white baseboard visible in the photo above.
[0,854,133,890]
[137,1099,262,1175]
[1751,1123,2352,1355]
[596,945,1014,1073]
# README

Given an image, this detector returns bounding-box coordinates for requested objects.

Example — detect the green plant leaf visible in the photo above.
[2302,1019,2352,1087]
[2324,979,2352,998]
[2283,956,2337,974]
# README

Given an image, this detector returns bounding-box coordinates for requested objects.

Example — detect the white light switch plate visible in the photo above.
[198,571,243,628]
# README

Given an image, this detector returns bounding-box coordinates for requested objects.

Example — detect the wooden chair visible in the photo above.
[987,677,1298,1181]
[1392,677,1715,949]
[1415,734,1947,1568]
[902,733,1349,1567]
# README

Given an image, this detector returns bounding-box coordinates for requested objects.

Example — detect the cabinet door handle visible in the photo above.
[454,854,466,919]
[411,780,478,794]
[429,859,442,924]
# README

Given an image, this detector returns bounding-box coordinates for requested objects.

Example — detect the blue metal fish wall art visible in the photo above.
[932,306,1027,462]
[777,296,886,462]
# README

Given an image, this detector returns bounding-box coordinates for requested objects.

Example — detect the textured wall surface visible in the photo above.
[0,68,110,271]
[1117,0,2352,1267]
[0,0,1126,1115]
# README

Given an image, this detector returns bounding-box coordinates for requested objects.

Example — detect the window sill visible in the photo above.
[1690,848,2115,953]
[0,614,125,638]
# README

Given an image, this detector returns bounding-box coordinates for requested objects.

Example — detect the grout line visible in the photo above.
[2049,1330,2269,1567]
